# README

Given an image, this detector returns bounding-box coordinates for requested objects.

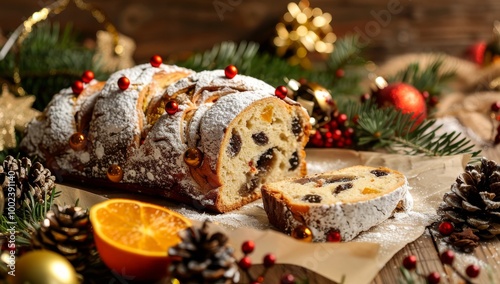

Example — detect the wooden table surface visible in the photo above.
[240,146,500,284]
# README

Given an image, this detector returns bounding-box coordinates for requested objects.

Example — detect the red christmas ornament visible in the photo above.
[375,82,427,125]
[465,264,480,278]
[150,54,163,67]
[224,64,238,79]
[465,41,487,65]
[238,256,252,270]
[165,100,179,115]
[427,272,441,284]
[263,253,276,268]
[275,86,288,100]
[402,255,417,270]
[326,230,342,242]
[242,240,255,254]
[438,221,454,236]
[439,250,455,265]
[81,70,95,83]
[118,76,130,90]
[71,80,84,95]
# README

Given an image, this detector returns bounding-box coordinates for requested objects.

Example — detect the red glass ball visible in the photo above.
[224,64,238,79]
[332,129,342,140]
[439,250,454,265]
[466,264,480,278]
[402,255,417,270]
[275,85,288,100]
[241,240,255,254]
[491,101,500,112]
[427,272,441,284]
[150,54,163,67]
[438,221,454,236]
[263,253,276,268]
[165,100,179,115]
[238,256,252,270]
[344,128,355,138]
[280,273,295,284]
[71,80,84,95]
[360,93,371,103]
[118,76,130,90]
[376,83,427,125]
[81,70,95,83]
[326,230,342,242]
[337,113,348,125]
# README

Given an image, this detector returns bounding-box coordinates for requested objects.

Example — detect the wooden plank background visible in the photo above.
[1,0,499,64]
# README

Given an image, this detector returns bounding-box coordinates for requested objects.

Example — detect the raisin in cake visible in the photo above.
[261,165,413,241]
[21,64,311,213]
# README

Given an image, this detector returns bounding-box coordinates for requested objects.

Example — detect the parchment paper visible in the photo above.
[57,149,470,284]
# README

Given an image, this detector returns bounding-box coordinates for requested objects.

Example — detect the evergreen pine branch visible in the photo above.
[326,34,366,71]
[343,101,480,157]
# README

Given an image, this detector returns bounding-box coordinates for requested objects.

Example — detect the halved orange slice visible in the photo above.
[89,198,192,280]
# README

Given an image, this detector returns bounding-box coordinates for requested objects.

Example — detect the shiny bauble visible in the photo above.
[107,164,124,183]
[184,148,203,167]
[291,225,313,242]
[294,82,336,127]
[9,250,78,284]
[375,82,427,125]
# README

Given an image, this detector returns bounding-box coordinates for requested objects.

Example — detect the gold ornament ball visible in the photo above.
[69,132,87,151]
[291,225,313,242]
[107,164,124,183]
[184,148,203,167]
[8,250,78,284]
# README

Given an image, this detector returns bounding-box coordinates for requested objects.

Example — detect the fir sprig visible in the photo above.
[343,100,480,157]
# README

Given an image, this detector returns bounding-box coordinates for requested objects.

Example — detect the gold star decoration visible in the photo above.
[273,0,336,69]
[0,85,41,151]
[94,30,136,73]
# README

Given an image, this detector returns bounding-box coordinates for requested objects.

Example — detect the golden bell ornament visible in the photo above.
[8,250,78,284]
[107,164,124,183]
[69,132,87,151]
[291,225,313,242]
[184,148,203,167]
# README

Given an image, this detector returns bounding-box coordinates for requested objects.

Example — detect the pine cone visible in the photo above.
[0,156,55,212]
[438,158,500,238]
[31,205,98,273]
[168,221,240,284]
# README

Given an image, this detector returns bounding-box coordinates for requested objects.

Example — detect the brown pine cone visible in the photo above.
[168,221,240,284]
[438,158,500,238]
[0,156,55,212]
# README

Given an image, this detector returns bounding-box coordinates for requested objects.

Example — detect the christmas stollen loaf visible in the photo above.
[261,165,413,241]
[21,63,311,213]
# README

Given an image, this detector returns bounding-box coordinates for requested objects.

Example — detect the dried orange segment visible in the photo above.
[89,198,192,280]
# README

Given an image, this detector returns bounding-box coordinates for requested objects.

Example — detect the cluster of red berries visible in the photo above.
[421,91,440,109]
[309,113,355,148]
[490,101,500,144]
[402,251,481,284]
[71,70,95,95]
[238,240,277,284]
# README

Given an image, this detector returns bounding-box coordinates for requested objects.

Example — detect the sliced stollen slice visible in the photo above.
[261,165,413,242]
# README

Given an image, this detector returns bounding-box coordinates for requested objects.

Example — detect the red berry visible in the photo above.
[337,113,348,125]
[335,69,345,78]
[310,131,323,147]
[326,230,342,242]
[335,138,345,148]
[165,100,179,115]
[344,138,353,147]
[344,127,355,138]
[263,253,276,268]
[81,70,95,83]
[328,120,338,130]
[429,96,439,106]
[275,86,288,99]
[422,91,430,100]
[439,250,454,265]
[332,129,342,140]
[224,64,238,79]
[360,93,371,103]
[438,221,454,236]
[256,276,264,283]
[465,264,480,278]
[118,76,130,90]
[402,255,417,270]
[427,272,441,284]
[242,240,255,254]
[150,54,163,67]
[491,101,500,112]
[71,80,84,95]
[280,273,295,284]
[238,256,252,270]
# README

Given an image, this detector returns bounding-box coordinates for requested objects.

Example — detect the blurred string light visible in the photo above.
[274,0,336,69]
